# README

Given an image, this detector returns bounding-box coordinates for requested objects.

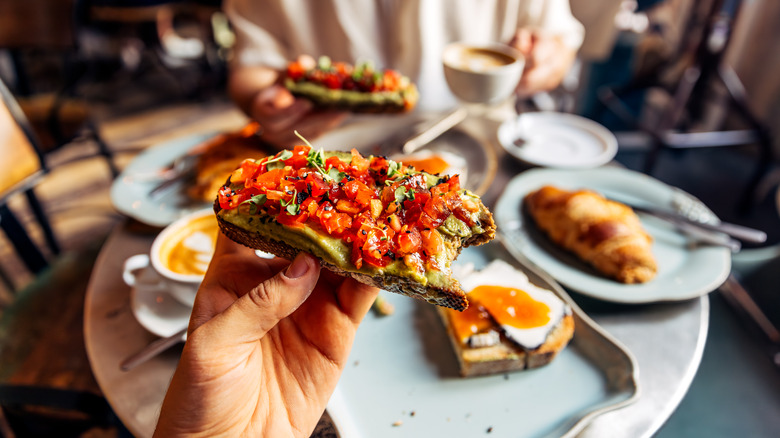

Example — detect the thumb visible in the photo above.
[205,253,321,345]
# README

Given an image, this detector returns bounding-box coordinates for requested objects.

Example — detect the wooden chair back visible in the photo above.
[0,79,45,200]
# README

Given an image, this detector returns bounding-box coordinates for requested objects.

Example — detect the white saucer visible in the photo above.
[498,112,618,168]
[130,266,192,337]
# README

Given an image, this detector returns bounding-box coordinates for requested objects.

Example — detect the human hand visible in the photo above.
[228,63,348,151]
[155,233,378,437]
[509,28,577,96]
[249,84,348,150]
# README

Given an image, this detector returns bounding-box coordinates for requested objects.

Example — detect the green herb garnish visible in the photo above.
[241,194,267,215]
[387,160,401,178]
[280,190,300,215]
[264,150,293,166]
[394,186,416,204]
[327,167,346,183]
[296,131,335,182]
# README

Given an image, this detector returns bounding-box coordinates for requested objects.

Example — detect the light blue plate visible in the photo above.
[110,133,217,227]
[495,167,731,303]
[329,241,639,438]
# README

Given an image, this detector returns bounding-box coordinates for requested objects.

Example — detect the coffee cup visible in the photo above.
[123,208,219,307]
[442,42,525,104]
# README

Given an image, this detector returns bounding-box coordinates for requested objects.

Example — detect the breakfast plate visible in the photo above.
[111,132,216,227]
[128,265,192,337]
[328,240,639,438]
[495,167,731,303]
[497,112,617,169]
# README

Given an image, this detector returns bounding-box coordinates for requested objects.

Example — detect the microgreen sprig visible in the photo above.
[264,150,293,166]
[280,189,300,215]
[240,194,267,215]
[296,130,337,182]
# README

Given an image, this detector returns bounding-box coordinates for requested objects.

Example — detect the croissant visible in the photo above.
[524,185,657,284]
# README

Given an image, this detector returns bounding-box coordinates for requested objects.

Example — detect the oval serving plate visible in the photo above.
[111,132,216,227]
[495,167,731,303]
[327,240,639,438]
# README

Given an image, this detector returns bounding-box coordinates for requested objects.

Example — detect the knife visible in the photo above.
[610,198,767,244]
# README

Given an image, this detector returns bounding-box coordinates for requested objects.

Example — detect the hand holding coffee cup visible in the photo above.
[123,208,219,307]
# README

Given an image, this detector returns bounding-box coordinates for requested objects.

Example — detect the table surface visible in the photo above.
[83,105,709,438]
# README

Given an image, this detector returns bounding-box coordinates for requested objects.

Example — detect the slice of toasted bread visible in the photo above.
[437,259,574,376]
[438,308,574,377]
[215,147,495,310]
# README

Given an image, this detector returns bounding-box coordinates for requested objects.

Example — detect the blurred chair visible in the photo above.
[0,0,121,178]
[0,77,61,291]
[596,0,774,214]
[0,385,120,437]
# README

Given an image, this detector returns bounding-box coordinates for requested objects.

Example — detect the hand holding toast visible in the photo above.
[228,64,348,151]
[155,233,378,437]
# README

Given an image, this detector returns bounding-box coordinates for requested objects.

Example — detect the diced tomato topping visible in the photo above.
[230,159,259,184]
[286,61,306,81]
[349,149,369,174]
[305,173,329,197]
[276,211,308,227]
[219,143,475,273]
[286,145,310,168]
[395,225,421,256]
[421,229,444,256]
[326,156,345,171]
[218,187,250,210]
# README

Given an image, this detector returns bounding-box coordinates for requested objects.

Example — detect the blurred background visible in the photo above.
[0,0,778,436]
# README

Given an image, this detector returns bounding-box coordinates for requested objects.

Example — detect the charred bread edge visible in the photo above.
[215,200,496,311]
[284,78,419,113]
[437,308,575,377]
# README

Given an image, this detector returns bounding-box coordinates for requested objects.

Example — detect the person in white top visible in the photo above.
[226,0,584,148]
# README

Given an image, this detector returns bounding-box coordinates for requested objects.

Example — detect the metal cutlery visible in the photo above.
[609,197,767,244]
[400,107,468,155]
[147,154,201,199]
[120,328,187,371]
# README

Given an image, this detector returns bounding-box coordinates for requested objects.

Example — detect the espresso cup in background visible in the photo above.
[123,208,219,307]
[442,42,525,105]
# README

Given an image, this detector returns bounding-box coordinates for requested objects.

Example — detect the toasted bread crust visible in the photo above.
[215,200,496,310]
[438,309,574,377]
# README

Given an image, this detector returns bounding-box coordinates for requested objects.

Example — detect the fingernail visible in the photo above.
[285,253,311,279]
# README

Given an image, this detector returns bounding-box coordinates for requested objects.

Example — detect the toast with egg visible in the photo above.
[438,260,574,376]
[215,144,495,311]
[283,55,419,113]
[524,185,657,284]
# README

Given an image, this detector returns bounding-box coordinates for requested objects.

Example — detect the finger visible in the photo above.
[334,278,379,324]
[201,252,321,344]
[509,28,534,56]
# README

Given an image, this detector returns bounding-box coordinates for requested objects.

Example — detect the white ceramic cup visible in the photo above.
[442,42,525,105]
[123,208,217,307]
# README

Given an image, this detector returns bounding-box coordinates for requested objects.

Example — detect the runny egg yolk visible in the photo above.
[469,285,551,329]
[447,304,493,344]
